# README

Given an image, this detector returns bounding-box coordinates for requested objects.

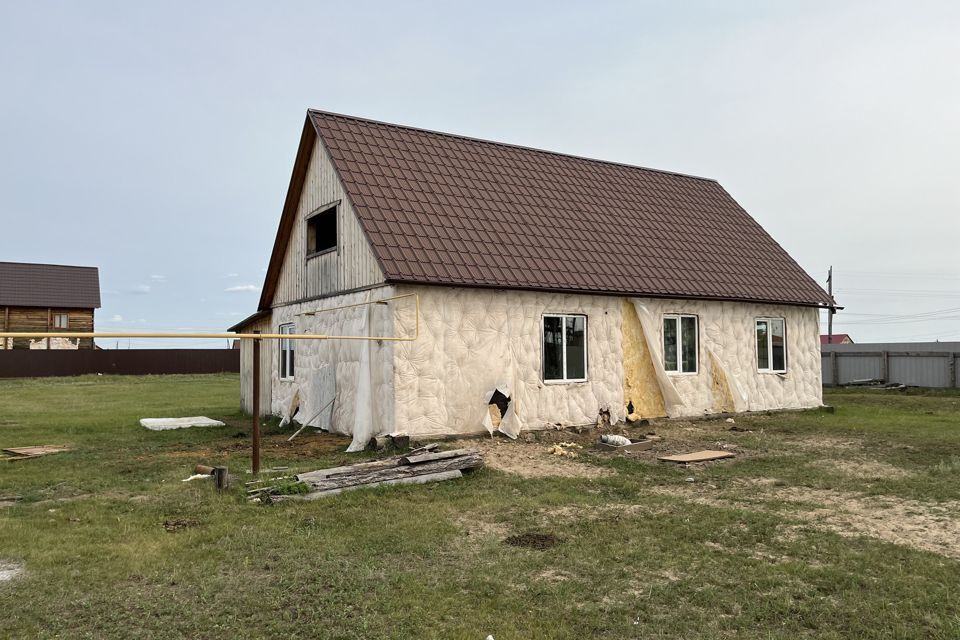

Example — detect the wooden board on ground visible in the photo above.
[596,438,654,452]
[2,445,70,460]
[658,450,734,463]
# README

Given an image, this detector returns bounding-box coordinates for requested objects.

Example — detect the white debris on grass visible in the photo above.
[140,417,225,431]
[0,562,23,583]
[182,474,211,482]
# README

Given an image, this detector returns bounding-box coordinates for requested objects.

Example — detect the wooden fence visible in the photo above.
[0,349,239,378]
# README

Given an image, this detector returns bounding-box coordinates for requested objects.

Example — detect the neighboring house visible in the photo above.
[821,334,854,345]
[231,110,834,450]
[0,262,101,350]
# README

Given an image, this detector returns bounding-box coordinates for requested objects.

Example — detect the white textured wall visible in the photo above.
[392,286,625,437]
[257,284,823,440]
[392,286,823,436]
[633,298,823,415]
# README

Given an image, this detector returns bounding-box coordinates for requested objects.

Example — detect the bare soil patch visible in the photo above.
[162,518,198,533]
[504,532,561,550]
[810,458,911,479]
[655,480,960,560]
[448,436,615,478]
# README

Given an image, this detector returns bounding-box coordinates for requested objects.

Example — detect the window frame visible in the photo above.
[278,323,296,381]
[305,203,339,259]
[52,313,69,329]
[756,317,788,373]
[541,313,588,384]
[662,313,699,375]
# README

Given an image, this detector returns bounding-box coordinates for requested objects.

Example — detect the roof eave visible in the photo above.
[384,278,835,309]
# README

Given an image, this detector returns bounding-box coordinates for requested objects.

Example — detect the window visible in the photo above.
[663,314,698,373]
[53,313,69,329]
[279,324,295,380]
[306,206,337,256]
[756,318,787,372]
[542,314,587,382]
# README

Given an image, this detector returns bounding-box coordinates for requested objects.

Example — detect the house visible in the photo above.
[0,261,101,350]
[231,110,834,451]
[821,334,853,345]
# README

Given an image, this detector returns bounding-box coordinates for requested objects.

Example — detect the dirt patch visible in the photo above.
[540,502,668,523]
[810,459,911,479]
[0,562,24,583]
[162,518,198,533]
[537,569,571,582]
[504,532,561,550]
[448,436,615,479]
[783,435,864,454]
[146,431,354,463]
[654,481,960,560]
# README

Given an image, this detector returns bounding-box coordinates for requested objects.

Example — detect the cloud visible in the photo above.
[127,284,151,295]
[225,284,259,293]
[224,272,239,278]
[110,314,123,322]
[149,274,166,282]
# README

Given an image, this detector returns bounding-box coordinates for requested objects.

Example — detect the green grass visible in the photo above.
[1,376,958,638]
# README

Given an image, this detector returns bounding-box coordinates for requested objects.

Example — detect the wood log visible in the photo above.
[368,435,391,451]
[299,453,483,492]
[296,458,402,483]
[401,448,478,465]
[285,470,463,501]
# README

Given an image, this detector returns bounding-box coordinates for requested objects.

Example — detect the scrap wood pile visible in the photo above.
[249,444,483,501]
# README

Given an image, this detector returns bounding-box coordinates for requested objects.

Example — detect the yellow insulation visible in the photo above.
[621,300,666,418]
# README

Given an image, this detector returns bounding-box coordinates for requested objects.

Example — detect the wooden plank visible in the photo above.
[284,470,463,501]
[401,448,477,465]
[658,450,735,463]
[2,445,69,459]
[300,454,483,491]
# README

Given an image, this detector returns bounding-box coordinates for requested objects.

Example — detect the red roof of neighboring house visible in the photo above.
[258,110,834,312]
[821,334,853,345]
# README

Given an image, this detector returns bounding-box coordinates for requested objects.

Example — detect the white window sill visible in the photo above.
[666,371,699,376]
[757,370,787,375]
[279,377,295,382]
[543,378,588,385]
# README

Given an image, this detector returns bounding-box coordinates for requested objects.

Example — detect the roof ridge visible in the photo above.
[0,261,98,270]
[307,108,719,184]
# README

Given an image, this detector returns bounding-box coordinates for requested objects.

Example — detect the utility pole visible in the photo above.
[827,266,834,344]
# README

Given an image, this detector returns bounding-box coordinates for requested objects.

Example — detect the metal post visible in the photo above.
[252,334,261,476]
[826,266,834,344]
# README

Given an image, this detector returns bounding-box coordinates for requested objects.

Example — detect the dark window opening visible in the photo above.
[307,207,337,256]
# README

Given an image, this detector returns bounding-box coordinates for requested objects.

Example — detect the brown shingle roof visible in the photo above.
[259,110,833,309]
[0,262,101,309]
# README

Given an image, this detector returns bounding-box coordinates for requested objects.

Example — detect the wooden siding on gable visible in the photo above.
[273,137,384,306]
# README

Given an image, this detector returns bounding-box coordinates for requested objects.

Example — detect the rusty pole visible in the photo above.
[251,334,261,475]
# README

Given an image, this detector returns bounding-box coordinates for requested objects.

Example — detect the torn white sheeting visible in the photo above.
[140,417,225,431]
[630,300,686,416]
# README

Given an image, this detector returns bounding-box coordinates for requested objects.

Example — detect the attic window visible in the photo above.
[306,206,337,256]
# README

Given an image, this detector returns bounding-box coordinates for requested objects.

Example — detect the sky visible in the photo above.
[1,1,959,348]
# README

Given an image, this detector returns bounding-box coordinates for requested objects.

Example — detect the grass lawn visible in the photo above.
[1,375,958,639]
